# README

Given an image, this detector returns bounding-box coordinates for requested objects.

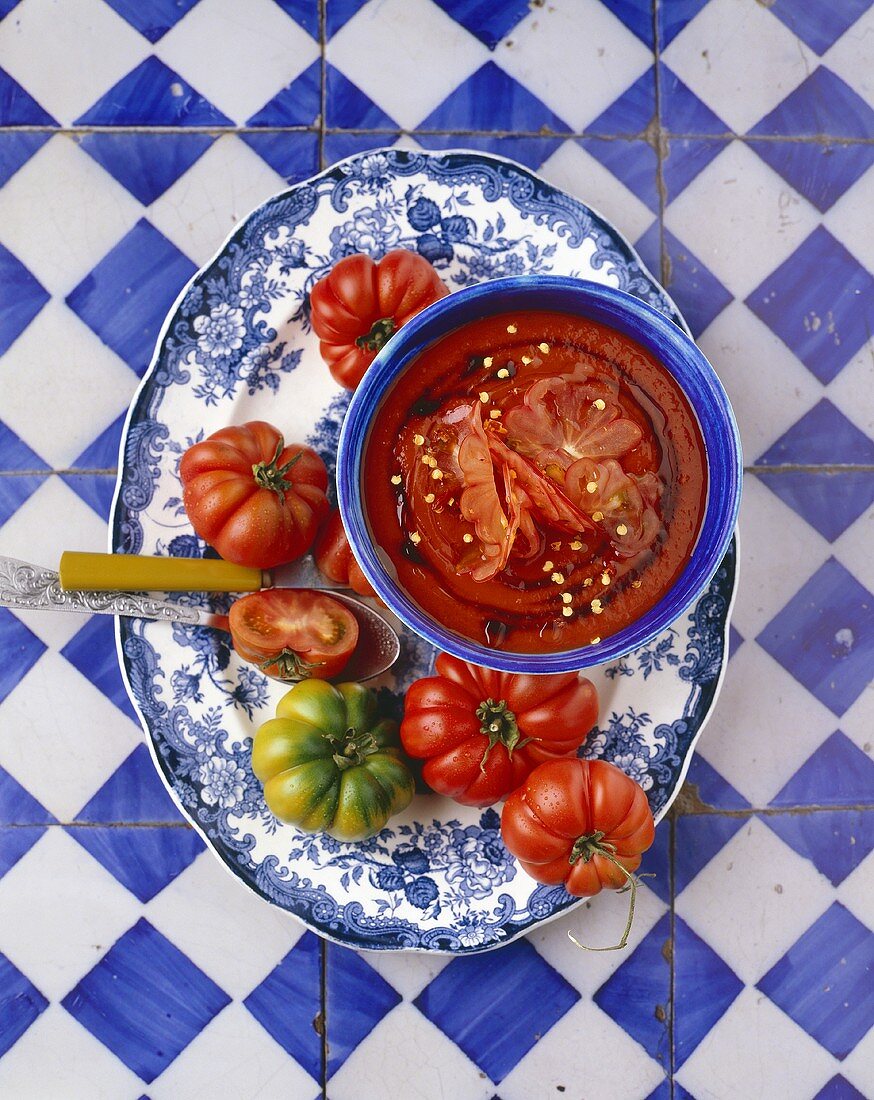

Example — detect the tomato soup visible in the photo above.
[363,310,707,654]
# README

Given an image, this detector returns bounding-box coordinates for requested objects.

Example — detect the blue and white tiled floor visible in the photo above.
[1,1,872,1096]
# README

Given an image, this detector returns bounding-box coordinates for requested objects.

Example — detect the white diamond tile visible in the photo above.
[827,342,874,444]
[825,162,874,271]
[840,690,874,758]
[661,0,816,133]
[833,496,874,592]
[676,986,837,1100]
[0,651,141,822]
[0,1004,145,1099]
[698,301,824,462]
[0,475,111,650]
[0,0,149,126]
[731,474,830,641]
[148,1001,319,1099]
[836,843,874,927]
[497,0,653,132]
[0,828,142,1000]
[501,998,665,1100]
[842,1023,874,1099]
[360,944,452,1002]
[327,0,489,130]
[697,645,838,809]
[529,882,668,997]
[822,6,874,109]
[676,817,834,984]
[156,0,319,125]
[147,135,286,266]
[328,1001,491,1100]
[0,301,136,470]
[663,140,821,299]
[0,135,142,296]
[145,850,306,999]
[538,139,657,246]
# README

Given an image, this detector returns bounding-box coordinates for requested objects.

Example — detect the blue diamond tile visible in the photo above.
[78,744,185,823]
[0,67,57,125]
[635,224,733,338]
[0,243,50,357]
[414,939,579,1083]
[76,132,215,205]
[594,913,671,1066]
[645,1082,671,1100]
[639,817,671,904]
[756,470,874,542]
[772,731,874,809]
[102,0,202,42]
[659,0,710,48]
[0,766,53,828]
[0,954,48,1059]
[415,132,564,173]
[770,0,871,56]
[62,918,230,1083]
[0,425,47,521]
[66,824,204,902]
[75,57,233,127]
[244,932,323,1081]
[674,915,744,1067]
[757,903,873,1059]
[764,810,872,887]
[728,624,744,660]
[747,139,874,215]
[0,608,46,704]
[0,0,22,15]
[71,414,126,471]
[0,826,50,882]
[239,132,319,182]
[432,0,529,50]
[0,131,51,189]
[757,400,874,467]
[756,557,874,717]
[325,63,398,129]
[326,943,402,1076]
[660,64,728,135]
[272,0,319,37]
[323,132,401,165]
[325,0,368,38]
[663,136,727,203]
[420,61,570,132]
[60,615,138,721]
[65,219,196,376]
[588,68,657,135]
[680,754,751,813]
[60,473,119,522]
[579,137,660,212]
[745,227,874,384]
[814,1076,868,1100]
[605,0,654,48]
[675,813,747,894]
[246,60,321,127]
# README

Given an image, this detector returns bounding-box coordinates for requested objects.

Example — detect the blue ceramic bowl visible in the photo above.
[337,276,741,673]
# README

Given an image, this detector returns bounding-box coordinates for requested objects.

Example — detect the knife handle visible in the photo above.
[59,552,264,593]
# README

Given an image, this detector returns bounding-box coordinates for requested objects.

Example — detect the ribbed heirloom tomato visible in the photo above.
[400,653,598,807]
[313,508,377,598]
[500,758,654,896]
[310,250,448,390]
[179,421,329,568]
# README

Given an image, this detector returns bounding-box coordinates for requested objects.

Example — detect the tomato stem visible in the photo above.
[355,317,396,353]
[258,649,323,682]
[331,729,379,770]
[252,438,303,500]
[475,699,532,773]
[566,831,641,952]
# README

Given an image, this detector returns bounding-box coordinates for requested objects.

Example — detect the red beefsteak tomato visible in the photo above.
[400,653,598,807]
[310,250,448,390]
[313,508,377,598]
[179,421,329,568]
[500,758,654,896]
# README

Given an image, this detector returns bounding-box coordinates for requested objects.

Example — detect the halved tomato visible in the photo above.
[229,589,359,681]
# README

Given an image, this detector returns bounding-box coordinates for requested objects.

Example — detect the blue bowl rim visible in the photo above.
[338,275,742,672]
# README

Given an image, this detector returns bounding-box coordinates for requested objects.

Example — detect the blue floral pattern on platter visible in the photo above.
[111,149,737,953]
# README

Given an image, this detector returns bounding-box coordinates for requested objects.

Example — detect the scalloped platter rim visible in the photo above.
[111,148,738,953]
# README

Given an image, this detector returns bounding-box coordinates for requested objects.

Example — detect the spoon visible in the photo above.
[0,555,401,684]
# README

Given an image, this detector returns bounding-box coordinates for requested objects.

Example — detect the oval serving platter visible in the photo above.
[112,148,737,953]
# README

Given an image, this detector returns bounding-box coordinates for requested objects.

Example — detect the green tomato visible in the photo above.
[252,680,415,841]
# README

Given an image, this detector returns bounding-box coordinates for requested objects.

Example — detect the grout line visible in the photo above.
[669,807,676,1096]
[321,937,329,1099]
[652,0,669,296]
[318,0,327,173]
[0,125,872,146]
[3,820,192,828]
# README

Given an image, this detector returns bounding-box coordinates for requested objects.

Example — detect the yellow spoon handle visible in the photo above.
[59,552,264,593]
